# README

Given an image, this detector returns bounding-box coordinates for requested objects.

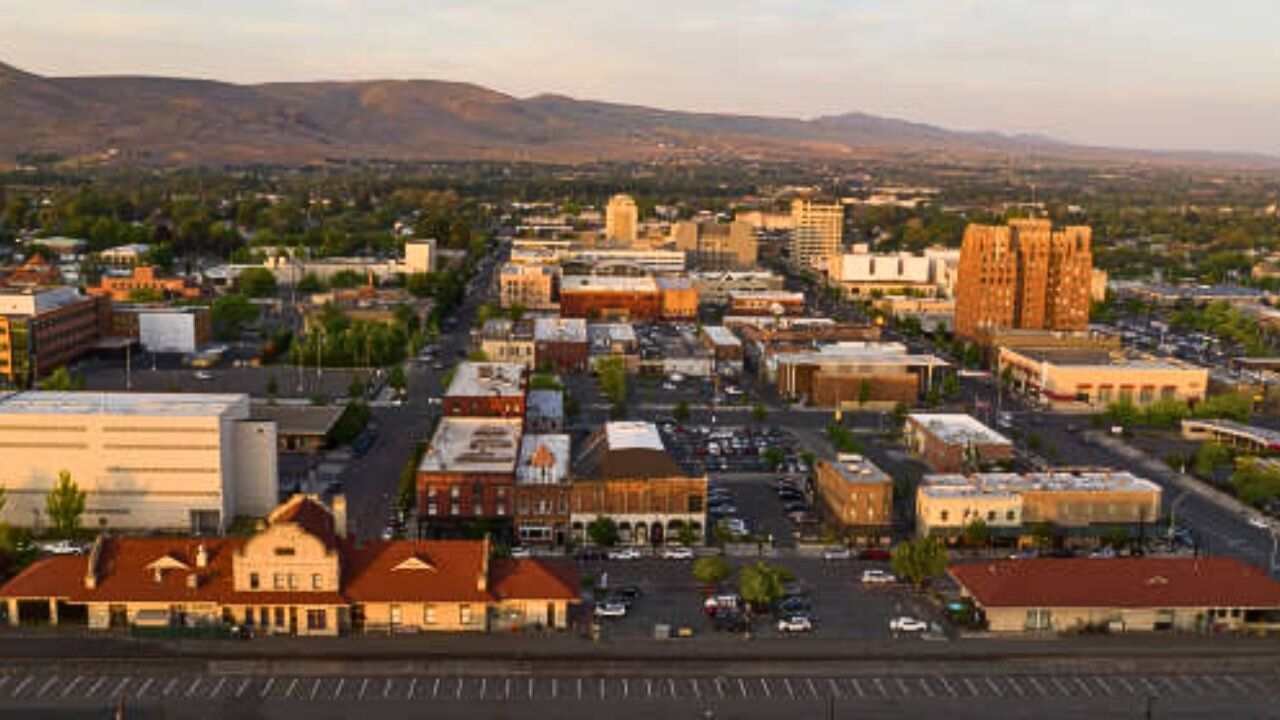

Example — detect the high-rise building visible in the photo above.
[0,287,107,384]
[954,219,1092,340]
[605,194,639,244]
[789,199,843,270]
[671,220,758,269]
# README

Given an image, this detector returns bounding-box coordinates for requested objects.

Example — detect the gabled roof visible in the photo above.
[268,495,338,550]
[342,540,492,603]
[951,557,1280,609]
[490,558,580,601]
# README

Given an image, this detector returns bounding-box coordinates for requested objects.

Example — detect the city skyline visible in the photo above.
[2,0,1278,156]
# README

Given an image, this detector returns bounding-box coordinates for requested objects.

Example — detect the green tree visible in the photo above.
[388,365,407,396]
[211,294,259,340]
[348,375,367,400]
[962,518,991,548]
[763,447,786,471]
[857,378,872,408]
[597,356,627,407]
[38,366,83,391]
[529,373,563,391]
[1193,442,1233,479]
[677,523,699,547]
[673,401,691,424]
[941,373,960,400]
[127,287,164,303]
[237,267,278,298]
[45,470,86,537]
[692,556,732,587]
[751,402,767,424]
[1027,522,1055,550]
[296,272,325,293]
[737,561,793,611]
[1194,393,1253,422]
[1232,458,1280,507]
[328,270,363,289]
[586,516,620,547]
[890,537,948,588]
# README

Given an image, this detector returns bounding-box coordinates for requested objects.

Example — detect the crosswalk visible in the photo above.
[0,671,1273,705]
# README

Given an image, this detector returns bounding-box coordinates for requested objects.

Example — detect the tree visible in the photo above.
[1193,442,1233,479]
[677,523,698,547]
[692,556,732,587]
[962,518,991,548]
[328,270,363,289]
[941,373,960,400]
[388,365,407,396]
[586,516,619,547]
[673,401,690,423]
[597,356,627,407]
[751,403,767,424]
[39,366,83,391]
[348,375,367,399]
[1194,393,1253,422]
[127,287,164,303]
[296,272,325,293]
[737,561,793,611]
[1231,457,1280,507]
[211,294,259,341]
[857,378,872,408]
[45,470,86,537]
[763,447,785,471]
[1027,522,1055,550]
[237,267,278,298]
[890,538,948,588]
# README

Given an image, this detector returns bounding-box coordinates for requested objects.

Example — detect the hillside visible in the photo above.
[0,61,1275,169]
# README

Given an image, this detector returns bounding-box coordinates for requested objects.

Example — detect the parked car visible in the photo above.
[889,616,928,633]
[821,546,852,560]
[661,546,694,560]
[193,371,215,381]
[38,540,84,555]
[607,548,642,561]
[776,615,813,633]
[861,569,896,584]
[1248,516,1272,530]
[712,610,750,633]
[856,547,890,561]
[510,547,532,558]
[594,602,628,618]
[776,596,811,616]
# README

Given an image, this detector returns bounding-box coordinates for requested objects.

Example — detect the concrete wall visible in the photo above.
[232,420,280,519]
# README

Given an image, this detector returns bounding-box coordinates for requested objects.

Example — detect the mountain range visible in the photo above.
[1,61,1275,169]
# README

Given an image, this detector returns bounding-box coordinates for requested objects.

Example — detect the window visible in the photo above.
[459,605,473,625]
[474,504,484,516]
[274,607,285,627]
[688,495,703,512]
[306,609,326,630]
[1025,608,1051,630]
[450,504,460,516]
[390,604,402,626]
[249,573,260,590]
[274,547,295,557]
[287,574,298,590]
[259,607,269,626]
[312,574,323,590]
[940,510,949,522]
[1139,386,1155,403]
[497,504,506,516]
[273,574,285,590]
[1006,510,1015,521]
[450,486,461,498]
[424,604,436,625]
[987,511,996,522]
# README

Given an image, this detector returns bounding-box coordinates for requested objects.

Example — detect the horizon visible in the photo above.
[2,1,1278,157]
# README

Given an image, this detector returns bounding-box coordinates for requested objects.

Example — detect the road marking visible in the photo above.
[1072,677,1092,697]
[1241,676,1269,692]
[896,678,910,696]
[186,677,203,698]
[579,678,584,700]
[828,678,842,699]
[161,677,179,697]
[738,678,747,697]
[1050,677,1070,695]
[36,676,59,698]
[502,677,508,699]
[667,678,676,699]
[61,675,84,698]
[311,678,322,701]
[963,678,979,696]
[334,678,346,700]
[456,677,463,700]
[87,676,108,697]
[873,678,887,697]
[691,678,701,699]
[918,678,934,697]
[135,677,154,699]
[784,678,795,699]
[937,676,957,697]
[236,678,251,698]
[1176,676,1203,696]
[430,677,439,699]
[111,676,131,699]
[1117,677,1136,694]
[1007,677,1026,697]
[1092,677,1113,696]
[1199,675,1225,694]
[1222,676,1249,693]
[599,677,606,700]
[260,677,276,699]
[761,678,772,699]
[407,677,417,700]
[850,678,864,698]
[530,677,535,700]
[0,677,9,694]
[552,678,558,699]
[985,676,1003,697]
[1027,677,1047,696]
[1139,677,1160,695]
[383,678,393,699]
[358,678,368,700]
[1157,677,1179,695]
[805,678,818,699]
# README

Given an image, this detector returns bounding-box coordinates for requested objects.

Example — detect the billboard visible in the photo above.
[138,312,197,353]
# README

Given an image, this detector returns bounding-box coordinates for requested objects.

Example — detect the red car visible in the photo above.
[859,548,891,561]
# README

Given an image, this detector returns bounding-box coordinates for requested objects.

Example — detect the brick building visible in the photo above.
[655,277,699,320]
[728,291,806,316]
[533,317,589,373]
[558,276,661,321]
[954,219,1093,341]
[671,220,758,270]
[815,455,893,545]
[774,342,949,409]
[905,413,1014,473]
[416,417,524,541]
[87,266,202,302]
[0,287,107,384]
[498,263,558,311]
[700,326,743,375]
[443,362,527,418]
[514,434,572,546]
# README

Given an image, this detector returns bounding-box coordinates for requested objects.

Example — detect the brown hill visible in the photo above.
[0,61,1274,168]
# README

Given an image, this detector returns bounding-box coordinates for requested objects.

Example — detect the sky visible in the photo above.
[2,0,1278,155]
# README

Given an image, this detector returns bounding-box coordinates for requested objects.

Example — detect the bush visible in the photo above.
[237,267,278,298]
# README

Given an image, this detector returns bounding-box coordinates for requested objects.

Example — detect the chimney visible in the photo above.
[477,533,491,593]
[153,567,164,584]
[332,495,348,539]
[195,544,208,569]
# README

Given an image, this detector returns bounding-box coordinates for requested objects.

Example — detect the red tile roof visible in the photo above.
[342,540,493,603]
[269,496,339,550]
[950,557,1280,609]
[490,558,580,601]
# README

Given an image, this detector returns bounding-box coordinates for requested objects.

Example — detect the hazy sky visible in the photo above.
[3,0,1278,155]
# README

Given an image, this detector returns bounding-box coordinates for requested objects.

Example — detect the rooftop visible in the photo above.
[605,421,664,451]
[908,413,1012,447]
[0,391,246,418]
[250,402,345,437]
[775,342,949,368]
[1006,347,1204,372]
[729,291,806,302]
[588,322,637,347]
[654,276,693,290]
[1182,418,1280,448]
[919,470,1161,499]
[822,454,891,486]
[560,275,659,292]
[516,434,571,485]
[950,557,1280,609]
[445,362,526,399]
[533,317,588,343]
[418,417,524,474]
[701,326,742,347]
[525,389,564,420]
[574,421,688,481]
[0,285,92,314]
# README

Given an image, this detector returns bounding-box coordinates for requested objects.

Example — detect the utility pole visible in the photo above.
[125,342,131,390]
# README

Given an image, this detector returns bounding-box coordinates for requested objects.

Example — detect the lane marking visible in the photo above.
[456,677,463,700]
[209,677,226,699]
[807,678,819,699]
[185,677,203,698]
[761,678,772,699]
[358,678,369,700]
[1117,677,1136,694]
[1138,677,1160,696]
[873,678,887,697]
[850,678,864,698]
[896,678,910,696]
[784,678,795,699]
[599,677,606,700]
[1073,677,1093,697]
[430,677,439,699]
[1176,676,1203,696]
[1221,676,1249,693]
[828,678,842,699]
[407,677,417,700]
[235,678,250,698]
[1157,677,1179,695]
[985,676,1003,697]
[260,677,275,699]
[1027,677,1047,696]
[161,677,179,697]
[963,678,979,696]
[88,676,108,697]
[552,678,558,699]
[1007,677,1026,697]
[667,678,676,699]
[1050,677,1070,696]
[334,678,346,700]
[36,676,59,698]
[918,678,935,698]
[111,676,131,699]
[0,677,9,693]
[310,678,322,701]
[1239,676,1268,692]
[648,678,655,699]
[937,676,958,697]
[1092,677,1113,696]
[61,676,84,698]
[135,677,154,699]
[383,678,393,699]
[502,677,508,699]
[691,678,701,699]
[530,677,535,700]
[578,678,584,700]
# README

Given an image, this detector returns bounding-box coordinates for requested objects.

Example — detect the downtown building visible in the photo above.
[789,199,844,271]
[0,286,108,384]
[953,219,1093,341]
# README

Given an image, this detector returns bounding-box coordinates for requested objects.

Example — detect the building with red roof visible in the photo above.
[0,495,579,636]
[950,557,1280,634]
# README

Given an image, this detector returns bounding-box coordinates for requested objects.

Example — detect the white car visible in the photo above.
[1248,516,1272,530]
[193,371,215,381]
[661,546,694,560]
[594,602,628,618]
[38,540,83,555]
[889,616,928,633]
[607,548,642,561]
[861,569,896,584]
[510,547,532,558]
[776,616,813,633]
[821,547,852,560]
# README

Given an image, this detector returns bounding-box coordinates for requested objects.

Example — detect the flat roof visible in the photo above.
[701,325,742,347]
[526,389,564,420]
[920,470,1161,499]
[560,275,658,292]
[445,362,526,399]
[908,413,1011,447]
[654,276,693,290]
[418,417,524,474]
[822,455,890,486]
[775,342,948,368]
[0,391,246,417]
[0,285,91,314]
[1005,347,1203,371]
[588,323,637,345]
[517,434,571,485]
[533,317,588,343]
[1182,418,1280,447]
[604,421,664,451]
[729,291,806,302]
[249,402,344,436]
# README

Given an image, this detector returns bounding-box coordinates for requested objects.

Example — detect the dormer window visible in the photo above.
[274,547,295,557]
